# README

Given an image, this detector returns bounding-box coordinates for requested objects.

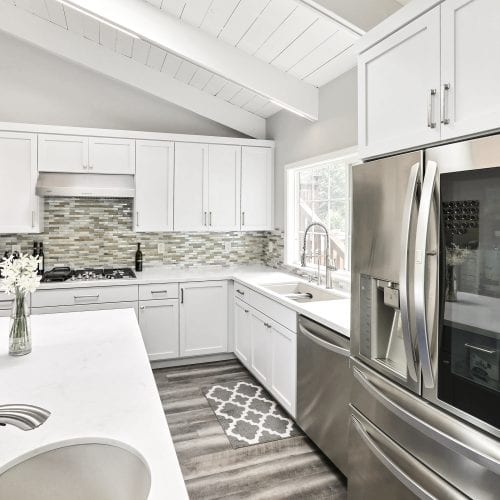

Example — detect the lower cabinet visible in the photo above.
[180,281,228,356]
[250,309,272,386]
[138,299,179,361]
[234,298,251,367]
[32,301,138,315]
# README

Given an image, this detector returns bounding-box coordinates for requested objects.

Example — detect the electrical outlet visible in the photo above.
[158,242,165,254]
[11,245,21,254]
[224,241,231,252]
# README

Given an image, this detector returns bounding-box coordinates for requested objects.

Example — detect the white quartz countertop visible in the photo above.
[38,265,351,337]
[0,309,188,500]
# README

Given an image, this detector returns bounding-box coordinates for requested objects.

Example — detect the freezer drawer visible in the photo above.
[350,359,500,500]
[348,407,467,500]
[297,315,351,475]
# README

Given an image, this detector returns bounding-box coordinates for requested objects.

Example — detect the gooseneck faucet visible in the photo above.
[0,405,50,431]
[301,222,335,289]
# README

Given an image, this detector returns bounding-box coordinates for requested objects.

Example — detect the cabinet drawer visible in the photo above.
[139,283,178,301]
[0,296,14,311]
[234,283,252,302]
[32,285,138,308]
[251,291,296,332]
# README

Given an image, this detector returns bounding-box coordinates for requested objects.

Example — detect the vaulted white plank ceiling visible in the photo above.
[0,0,405,137]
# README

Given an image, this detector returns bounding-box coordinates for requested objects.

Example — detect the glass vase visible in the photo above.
[9,291,31,356]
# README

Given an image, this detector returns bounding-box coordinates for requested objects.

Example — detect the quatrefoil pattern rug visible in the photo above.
[203,380,300,448]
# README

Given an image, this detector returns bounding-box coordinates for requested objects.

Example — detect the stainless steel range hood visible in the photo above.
[35,173,135,198]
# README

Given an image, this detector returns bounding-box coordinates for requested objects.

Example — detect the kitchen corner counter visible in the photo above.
[0,309,188,500]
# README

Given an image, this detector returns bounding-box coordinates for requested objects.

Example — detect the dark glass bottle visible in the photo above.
[32,242,39,274]
[38,242,45,276]
[135,243,143,272]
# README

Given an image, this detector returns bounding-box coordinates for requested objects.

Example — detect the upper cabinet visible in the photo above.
[135,140,174,232]
[359,0,500,158]
[358,7,441,158]
[38,134,135,174]
[0,132,42,234]
[241,146,274,231]
[440,0,500,140]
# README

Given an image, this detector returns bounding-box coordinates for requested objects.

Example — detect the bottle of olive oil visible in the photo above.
[135,243,143,272]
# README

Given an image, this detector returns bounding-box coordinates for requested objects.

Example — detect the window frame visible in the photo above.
[284,147,358,279]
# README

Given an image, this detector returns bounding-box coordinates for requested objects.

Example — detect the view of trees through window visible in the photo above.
[289,159,350,272]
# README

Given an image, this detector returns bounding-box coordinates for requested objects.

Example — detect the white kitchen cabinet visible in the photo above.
[234,297,251,367]
[241,146,274,230]
[32,302,139,316]
[138,299,179,361]
[38,134,89,173]
[88,137,135,174]
[179,281,228,356]
[174,142,208,231]
[38,134,134,174]
[270,321,297,416]
[250,309,272,386]
[358,7,441,158]
[135,140,174,232]
[207,144,241,231]
[0,132,42,234]
[440,0,500,140]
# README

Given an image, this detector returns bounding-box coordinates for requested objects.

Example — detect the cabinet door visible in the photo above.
[234,298,251,367]
[270,321,296,416]
[207,145,241,231]
[180,281,228,356]
[441,0,500,140]
[135,140,174,232]
[174,142,208,231]
[358,7,441,158]
[89,137,135,174]
[241,146,273,230]
[250,309,272,385]
[38,134,88,172]
[0,132,41,233]
[138,299,179,361]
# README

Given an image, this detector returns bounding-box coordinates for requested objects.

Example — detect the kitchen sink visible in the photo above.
[260,282,346,303]
[0,441,151,500]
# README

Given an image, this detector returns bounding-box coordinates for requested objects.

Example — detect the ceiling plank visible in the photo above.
[0,2,266,138]
[50,0,319,119]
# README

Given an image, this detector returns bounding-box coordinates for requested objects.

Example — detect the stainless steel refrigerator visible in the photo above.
[349,134,500,500]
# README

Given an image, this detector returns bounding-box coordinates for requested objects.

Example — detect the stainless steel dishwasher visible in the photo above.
[297,315,351,476]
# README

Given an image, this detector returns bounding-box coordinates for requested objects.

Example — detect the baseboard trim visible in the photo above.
[151,352,236,369]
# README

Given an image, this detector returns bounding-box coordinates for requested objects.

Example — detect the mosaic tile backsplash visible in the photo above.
[0,198,284,269]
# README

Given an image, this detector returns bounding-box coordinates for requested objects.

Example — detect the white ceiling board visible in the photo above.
[289,29,355,80]
[189,68,213,90]
[303,43,352,86]
[115,31,134,57]
[82,15,99,42]
[203,75,227,96]
[146,44,167,70]
[218,0,270,47]
[243,95,269,114]
[217,82,242,101]
[175,60,197,84]
[144,0,163,7]
[0,1,267,137]
[161,0,185,18]
[256,100,282,117]
[99,23,117,50]
[131,38,151,64]
[254,7,317,63]
[201,0,240,37]
[272,17,335,71]
[161,52,183,76]
[181,0,212,27]
[237,0,296,55]
[230,88,255,107]
[45,0,67,28]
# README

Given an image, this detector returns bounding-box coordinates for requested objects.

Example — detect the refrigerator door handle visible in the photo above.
[399,162,421,382]
[414,161,439,388]
[351,412,467,500]
[353,365,500,475]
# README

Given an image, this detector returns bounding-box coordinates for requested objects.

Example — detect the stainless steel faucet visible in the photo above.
[0,405,50,431]
[301,222,336,289]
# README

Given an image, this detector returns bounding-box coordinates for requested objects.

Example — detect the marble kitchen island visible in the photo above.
[0,308,188,500]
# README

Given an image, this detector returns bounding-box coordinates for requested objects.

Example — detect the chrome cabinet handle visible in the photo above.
[441,83,451,125]
[236,289,245,295]
[136,212,140,227]
[414,161,438,389]
[140,305,145,310]
[399,162,421,382]
[74,294,100,300]
[244,309,249,313]
[83,165,88,170]
[209,211,212,226]
[151,290,168,295]
[427,89,437,129]
[180,288,184,304]
[203,211,207,226]
[298,323,349,357]
[241,211,245,226]
[264,322,271,329]
[350,412,468,500]
[464,343,496,355]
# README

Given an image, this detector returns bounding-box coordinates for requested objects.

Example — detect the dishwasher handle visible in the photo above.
[298,321,349,357]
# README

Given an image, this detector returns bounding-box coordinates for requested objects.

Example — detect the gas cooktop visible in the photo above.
[42,267,136,282]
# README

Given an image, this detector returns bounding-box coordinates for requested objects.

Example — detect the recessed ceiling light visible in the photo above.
[55,0,140,39]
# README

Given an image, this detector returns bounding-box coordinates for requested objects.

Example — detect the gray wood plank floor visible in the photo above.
[154,359,347,500]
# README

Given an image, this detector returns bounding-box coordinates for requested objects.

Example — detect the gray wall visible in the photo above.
[0,32,242,137]
[267,68,358,229]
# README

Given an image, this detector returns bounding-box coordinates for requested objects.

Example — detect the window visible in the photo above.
[285,150,356,274]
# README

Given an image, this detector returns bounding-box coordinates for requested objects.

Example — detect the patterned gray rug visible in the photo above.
[202,380,301,449]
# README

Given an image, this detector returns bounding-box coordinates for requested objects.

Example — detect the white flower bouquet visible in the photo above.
[0,254,41,356]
